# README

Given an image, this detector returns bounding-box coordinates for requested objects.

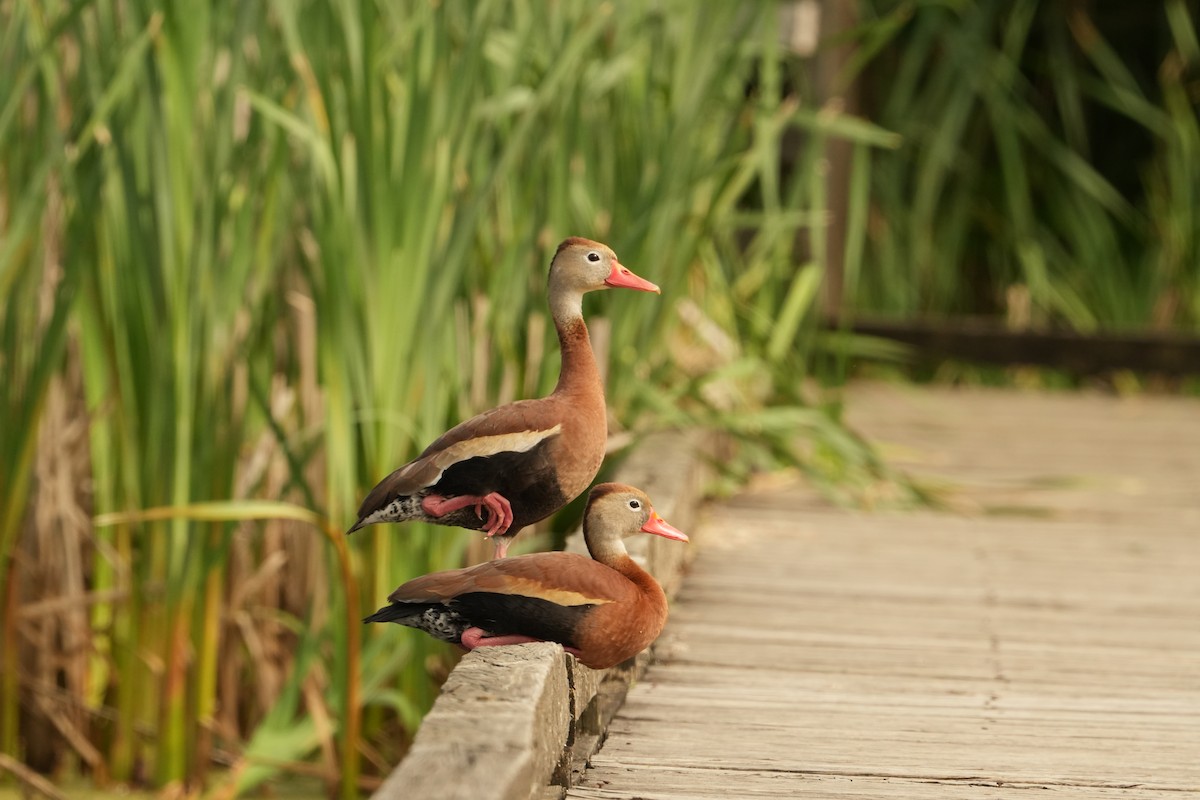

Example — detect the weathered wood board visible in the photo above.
[373,430,718,800]
[565,384,1200,799]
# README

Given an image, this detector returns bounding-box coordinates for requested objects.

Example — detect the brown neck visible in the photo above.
[622,563,668,616]
[587,539,667,613]
[552,315,602,397]
[584,527,650,581]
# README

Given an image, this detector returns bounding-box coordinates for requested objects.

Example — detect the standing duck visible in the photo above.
[348,238,659,558]
[363,483,688,670]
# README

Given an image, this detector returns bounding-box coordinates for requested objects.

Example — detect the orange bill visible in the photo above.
[640,510,688,542]
[604,262,660,293]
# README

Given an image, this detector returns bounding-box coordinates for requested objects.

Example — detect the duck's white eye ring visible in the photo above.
[628,499,641,510]
[587,251,601,263]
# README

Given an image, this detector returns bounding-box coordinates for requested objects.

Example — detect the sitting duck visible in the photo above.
[364,483,687,670]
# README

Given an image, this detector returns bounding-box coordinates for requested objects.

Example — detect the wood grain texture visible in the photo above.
[565,384,1200,799]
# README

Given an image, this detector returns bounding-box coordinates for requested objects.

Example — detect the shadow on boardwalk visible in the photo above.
[565,383,1200,799]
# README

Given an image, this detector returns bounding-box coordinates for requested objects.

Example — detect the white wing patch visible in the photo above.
[497,578,615,607]
[401,424,563,487]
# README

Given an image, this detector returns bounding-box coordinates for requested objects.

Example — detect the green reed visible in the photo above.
[2,0,935,796]
[849,0,1199,333]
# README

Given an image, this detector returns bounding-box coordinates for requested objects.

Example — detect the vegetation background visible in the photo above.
[2,0,1195,797]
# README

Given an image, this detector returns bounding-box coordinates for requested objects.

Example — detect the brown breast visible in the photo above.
[572,564,669,669]
[545,315,608,502]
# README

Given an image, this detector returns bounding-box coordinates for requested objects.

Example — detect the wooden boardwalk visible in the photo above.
[566,384,1200,799]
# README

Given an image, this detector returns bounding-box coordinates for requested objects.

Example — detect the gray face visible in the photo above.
[590,489,653,540]
[550,242,619,295]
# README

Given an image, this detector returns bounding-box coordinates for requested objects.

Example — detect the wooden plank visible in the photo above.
[564,385,1200,799]
[568,764,1191,799]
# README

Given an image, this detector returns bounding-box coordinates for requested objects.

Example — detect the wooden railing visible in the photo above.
[370,430,716,800]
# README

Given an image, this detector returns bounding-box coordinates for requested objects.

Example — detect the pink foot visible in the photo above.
[461,627,582,658]
[421,492,515,537]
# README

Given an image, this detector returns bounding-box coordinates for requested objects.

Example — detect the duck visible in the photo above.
[348,238,660,558]
[363,483,688,670]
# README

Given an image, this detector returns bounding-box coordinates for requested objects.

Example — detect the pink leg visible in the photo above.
[492,536,511,560]
[460,627,582,658]
[421,492,514,537]
[461,627,542,649]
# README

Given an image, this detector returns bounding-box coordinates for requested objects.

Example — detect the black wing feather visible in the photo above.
[450,592,594,648]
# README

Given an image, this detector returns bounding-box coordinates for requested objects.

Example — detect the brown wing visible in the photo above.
[360,397,566,502]
[416,397,561,458]
[388,552,639,608]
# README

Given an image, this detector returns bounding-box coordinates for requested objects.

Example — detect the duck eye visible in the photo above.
[628,499,641,510]
[586,251,601,263]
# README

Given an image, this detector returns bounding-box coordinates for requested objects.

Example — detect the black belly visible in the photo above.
[433,438,570,532]
[450,592,594,647]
